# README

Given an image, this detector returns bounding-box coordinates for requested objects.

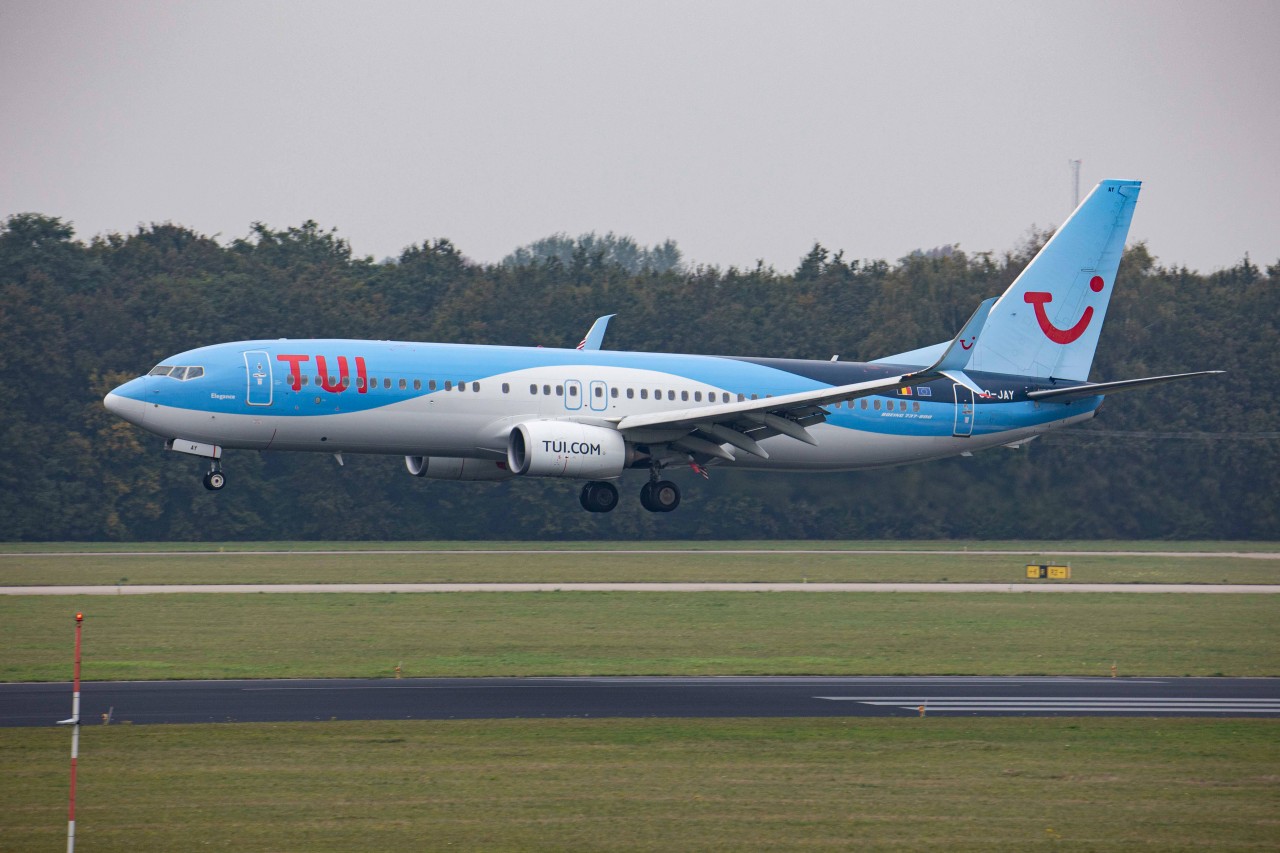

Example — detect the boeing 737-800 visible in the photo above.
[104,180,1219,513]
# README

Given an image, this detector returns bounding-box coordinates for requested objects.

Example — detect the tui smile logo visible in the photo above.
[1024,276,1105,344]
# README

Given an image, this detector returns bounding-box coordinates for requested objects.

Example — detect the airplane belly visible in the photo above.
[260,400,499,456]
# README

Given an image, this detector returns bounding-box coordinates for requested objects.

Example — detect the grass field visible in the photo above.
[2,545,1278,586]
[4,717,1277,851]
[4,539,1278,554]
[3,544,1277,850]
[3,591,1276,682]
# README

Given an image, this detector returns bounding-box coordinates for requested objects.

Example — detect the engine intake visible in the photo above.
[507,421,631,479]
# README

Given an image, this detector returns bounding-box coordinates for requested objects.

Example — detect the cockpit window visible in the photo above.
[149,365,205,380]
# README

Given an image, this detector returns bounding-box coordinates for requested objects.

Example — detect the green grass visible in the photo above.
[2,549,1278,585]
[3,717,1277,851]
[3,592,1276,682]
[2,538,1278,554]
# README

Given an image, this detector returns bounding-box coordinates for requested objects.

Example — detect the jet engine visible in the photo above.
[506,421,634,479]
[404,456,514,481]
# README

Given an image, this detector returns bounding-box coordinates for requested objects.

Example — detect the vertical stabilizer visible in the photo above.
[966,179,1141,380]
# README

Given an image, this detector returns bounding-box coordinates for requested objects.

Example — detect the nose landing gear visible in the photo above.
[202,463,226,491]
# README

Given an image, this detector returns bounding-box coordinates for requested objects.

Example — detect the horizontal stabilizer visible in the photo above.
[1026,370,1223,401]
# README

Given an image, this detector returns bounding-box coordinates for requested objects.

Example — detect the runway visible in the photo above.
[3,582,1278,595]
[4,676,1278,726]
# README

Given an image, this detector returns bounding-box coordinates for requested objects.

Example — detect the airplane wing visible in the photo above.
[613,298,997,461]
[1026,370,1224,401]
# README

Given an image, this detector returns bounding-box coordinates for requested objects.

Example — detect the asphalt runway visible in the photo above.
[5,676,1279,726]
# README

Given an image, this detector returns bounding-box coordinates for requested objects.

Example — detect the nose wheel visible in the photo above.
[202,466,226,491]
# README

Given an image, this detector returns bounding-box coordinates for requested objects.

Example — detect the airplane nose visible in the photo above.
[104,378,148,425]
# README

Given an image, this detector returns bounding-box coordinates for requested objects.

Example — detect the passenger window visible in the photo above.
[356,377,366,391]
[610,387,618,398]
[900,401,907,411]
[428,380,437,391]
[568,385,577,397]
[738,394,745,402]
[912,401,920,412]
[530,384,537,395]
[473,382,480,392]
[413,379,421,391]
[342,376,350,389]
[860,399,867,410]
[682,391,689,401]
[627,388,634,399]
[458,381,466,392]
[444,381,453,390]
[502,383,510,394]
[383,378,391,389]
[722,393,730,403]
[556,385,564,396]
[543,385,551,395]
[874,399,881,410]
[399,379,407,390]
[302,376,310,387]
[595,386,604,398]
[668,390,676,401]
[640,389,648,400]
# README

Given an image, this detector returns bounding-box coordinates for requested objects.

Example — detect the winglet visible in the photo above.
[903,296,995,382]
[577,314,616,351]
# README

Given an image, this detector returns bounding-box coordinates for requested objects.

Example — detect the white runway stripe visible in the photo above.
[816,696,1280,713]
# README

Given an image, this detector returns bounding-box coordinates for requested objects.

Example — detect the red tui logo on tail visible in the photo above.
[1024,276,1105,344]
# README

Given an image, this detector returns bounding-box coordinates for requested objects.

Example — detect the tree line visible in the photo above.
[1,213,1275,541]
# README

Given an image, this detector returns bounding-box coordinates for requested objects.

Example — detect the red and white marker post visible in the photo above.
[57,612,84,852]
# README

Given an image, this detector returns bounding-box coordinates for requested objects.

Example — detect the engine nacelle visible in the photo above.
[404,456,514,481]
[507,421,631,480]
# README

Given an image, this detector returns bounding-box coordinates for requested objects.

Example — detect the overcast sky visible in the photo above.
[3,0,1276,273]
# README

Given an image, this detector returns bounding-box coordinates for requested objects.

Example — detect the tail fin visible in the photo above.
[966,179,1141,381]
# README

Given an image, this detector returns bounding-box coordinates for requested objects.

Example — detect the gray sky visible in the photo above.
[3,0,1276,273]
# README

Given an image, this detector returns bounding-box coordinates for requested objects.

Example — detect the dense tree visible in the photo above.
[1,212,1274,541]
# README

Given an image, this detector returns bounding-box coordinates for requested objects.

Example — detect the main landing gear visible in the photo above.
[202,462,226,491]
[579,480,619,513]
[640,479,680,513]
[578,476,681,513]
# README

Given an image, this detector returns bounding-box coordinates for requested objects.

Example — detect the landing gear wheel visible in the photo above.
[203,470,226,491]
[640,480,680,513]
[579,481,619,513]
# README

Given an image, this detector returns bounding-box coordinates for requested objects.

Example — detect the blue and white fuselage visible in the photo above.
[103,180,1219,513]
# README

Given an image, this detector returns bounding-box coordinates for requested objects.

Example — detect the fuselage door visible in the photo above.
[564,379,583,411]
[589,380,608,412]
[244,351,273,406]
[952,384,974,437]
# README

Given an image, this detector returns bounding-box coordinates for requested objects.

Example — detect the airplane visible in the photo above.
[104,179,1220,513]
